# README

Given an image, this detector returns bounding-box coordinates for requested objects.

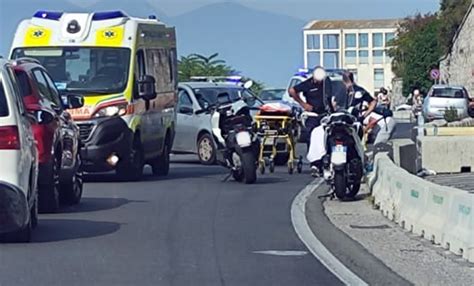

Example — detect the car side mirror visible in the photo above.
[138,75,157,101]
[179,106,194,115]
[35,110,55,124]
[62,94,84,109]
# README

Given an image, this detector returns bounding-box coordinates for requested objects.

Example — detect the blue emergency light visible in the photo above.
[33,11,63,21]
[92,11,127,21]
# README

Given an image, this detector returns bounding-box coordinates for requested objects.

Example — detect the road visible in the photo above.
[0,157,341,286]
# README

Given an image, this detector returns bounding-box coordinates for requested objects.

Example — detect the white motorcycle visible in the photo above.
[198,86,259,184]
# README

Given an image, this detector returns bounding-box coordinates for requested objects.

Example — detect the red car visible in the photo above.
[13,58,84,213]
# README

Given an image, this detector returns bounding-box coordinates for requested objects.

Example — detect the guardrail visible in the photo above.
[369,153,474,262]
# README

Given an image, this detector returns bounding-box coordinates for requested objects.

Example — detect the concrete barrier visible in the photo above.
[418,136,474,173]
[371,153,474,262]
[390,139,417,174]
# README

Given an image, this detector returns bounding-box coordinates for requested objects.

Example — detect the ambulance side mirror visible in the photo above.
[138,75,157,101]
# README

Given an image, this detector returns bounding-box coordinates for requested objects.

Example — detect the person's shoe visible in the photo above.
[311,166,321,177]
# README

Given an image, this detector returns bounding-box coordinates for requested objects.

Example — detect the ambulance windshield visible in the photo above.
[12,47,131,95]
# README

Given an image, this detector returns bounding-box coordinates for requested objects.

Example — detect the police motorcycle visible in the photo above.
[197,81,260,184]
[320,107,365,200]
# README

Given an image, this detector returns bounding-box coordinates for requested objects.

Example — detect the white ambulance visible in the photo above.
[10,11,178,180]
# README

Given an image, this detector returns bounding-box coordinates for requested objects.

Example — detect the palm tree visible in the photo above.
[178,53,234,80]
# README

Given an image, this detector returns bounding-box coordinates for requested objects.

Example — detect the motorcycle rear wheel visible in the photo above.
[334,171,347,200]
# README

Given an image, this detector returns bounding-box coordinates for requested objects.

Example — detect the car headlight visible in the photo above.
[94,103,128,118]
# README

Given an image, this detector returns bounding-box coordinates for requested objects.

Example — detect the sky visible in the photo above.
[0,0,440,85]
[67,0,439,20]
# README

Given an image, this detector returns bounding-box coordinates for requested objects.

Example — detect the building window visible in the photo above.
[307,51,321,68]
[385,32,396,45]
[307,34,320,50]
[323,34,339,49]
[345,51,357,65]
[323,52,339,68]
[374,68,385,89]
[373,50,384,64]
[359,33,368,48]
[345,33,356,48]
[373,33,384,48]
[359,50,368,64]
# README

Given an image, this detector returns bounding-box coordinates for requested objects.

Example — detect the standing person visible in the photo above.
[288,66,332,176]
[377,87,391,109]
[340,71,377,118]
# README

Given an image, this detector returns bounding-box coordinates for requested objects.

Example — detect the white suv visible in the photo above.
[0,59,38,242]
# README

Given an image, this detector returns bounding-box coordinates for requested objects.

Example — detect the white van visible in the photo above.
[10,11,178,180]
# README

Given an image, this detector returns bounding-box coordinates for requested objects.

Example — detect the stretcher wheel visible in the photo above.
[259,162,266,175]
[297,161,303,174]
[288,161,294,174]
[269,159,275,173]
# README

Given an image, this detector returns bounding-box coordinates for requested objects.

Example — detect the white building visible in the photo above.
[303,19,400,94]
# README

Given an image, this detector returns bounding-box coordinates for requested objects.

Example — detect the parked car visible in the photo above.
[13,58,84,213]
[0,59,38,242]
[259,88,285,102]
[173,82,256,165]
[422,85,470,122]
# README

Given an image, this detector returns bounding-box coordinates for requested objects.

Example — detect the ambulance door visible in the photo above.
[144,48,169,158]
[135,49,155,158]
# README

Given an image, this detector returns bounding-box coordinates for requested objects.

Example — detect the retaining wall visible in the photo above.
[370,153,474,262]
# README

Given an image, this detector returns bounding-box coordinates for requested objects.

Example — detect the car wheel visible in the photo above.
[116,136,144,181]
[38,156,60,213]
[197,133,216,165]
[152,138,170,177]
[60,155,83,205]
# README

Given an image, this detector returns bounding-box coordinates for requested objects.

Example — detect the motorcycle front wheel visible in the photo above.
[232,151,257,184]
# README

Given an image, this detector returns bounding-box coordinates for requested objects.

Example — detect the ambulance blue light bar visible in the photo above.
[92,11,127,21]
[33,11,63,21]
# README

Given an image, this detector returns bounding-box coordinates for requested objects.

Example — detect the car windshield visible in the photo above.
[0,79,8,117]
[432,88,466,98]
[259,89,285,101]
[11,47,131,95]
[193,87,242,108]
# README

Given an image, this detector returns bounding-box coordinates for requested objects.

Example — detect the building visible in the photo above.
[440,3,473,96]
[303,19,400,94]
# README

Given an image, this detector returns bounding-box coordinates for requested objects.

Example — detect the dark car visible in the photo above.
[13,58,84,213]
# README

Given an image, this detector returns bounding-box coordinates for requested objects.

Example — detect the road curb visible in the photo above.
[291,179,368,286]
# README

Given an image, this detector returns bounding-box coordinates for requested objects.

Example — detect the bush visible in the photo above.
[444,106,459,122]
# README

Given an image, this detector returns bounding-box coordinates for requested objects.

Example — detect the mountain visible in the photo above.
[169,2,305,86]
[0,1,305,86]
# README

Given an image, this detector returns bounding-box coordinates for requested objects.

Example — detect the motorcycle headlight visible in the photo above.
[94,103,128,118]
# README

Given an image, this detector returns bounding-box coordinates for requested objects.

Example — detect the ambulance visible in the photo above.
[10,11,178,180]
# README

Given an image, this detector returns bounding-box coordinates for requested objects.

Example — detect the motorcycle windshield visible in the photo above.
[331,80,350,112]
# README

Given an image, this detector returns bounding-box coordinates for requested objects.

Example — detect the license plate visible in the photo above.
[331,145,347,165]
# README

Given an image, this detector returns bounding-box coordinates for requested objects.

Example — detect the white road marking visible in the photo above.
[252,250,308,256]
[291,179,368,286]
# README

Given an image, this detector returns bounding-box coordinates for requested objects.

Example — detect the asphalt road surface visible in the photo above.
[0,156,341,286]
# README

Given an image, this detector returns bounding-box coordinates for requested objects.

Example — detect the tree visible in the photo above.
[439,0,472,54]
[178,53,234,81]
[177,53,265,93]
[177,54,201,82]
[388,14,443,96]
[388,1,471,96]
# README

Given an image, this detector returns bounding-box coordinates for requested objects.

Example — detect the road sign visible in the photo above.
[430,69,440,80]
